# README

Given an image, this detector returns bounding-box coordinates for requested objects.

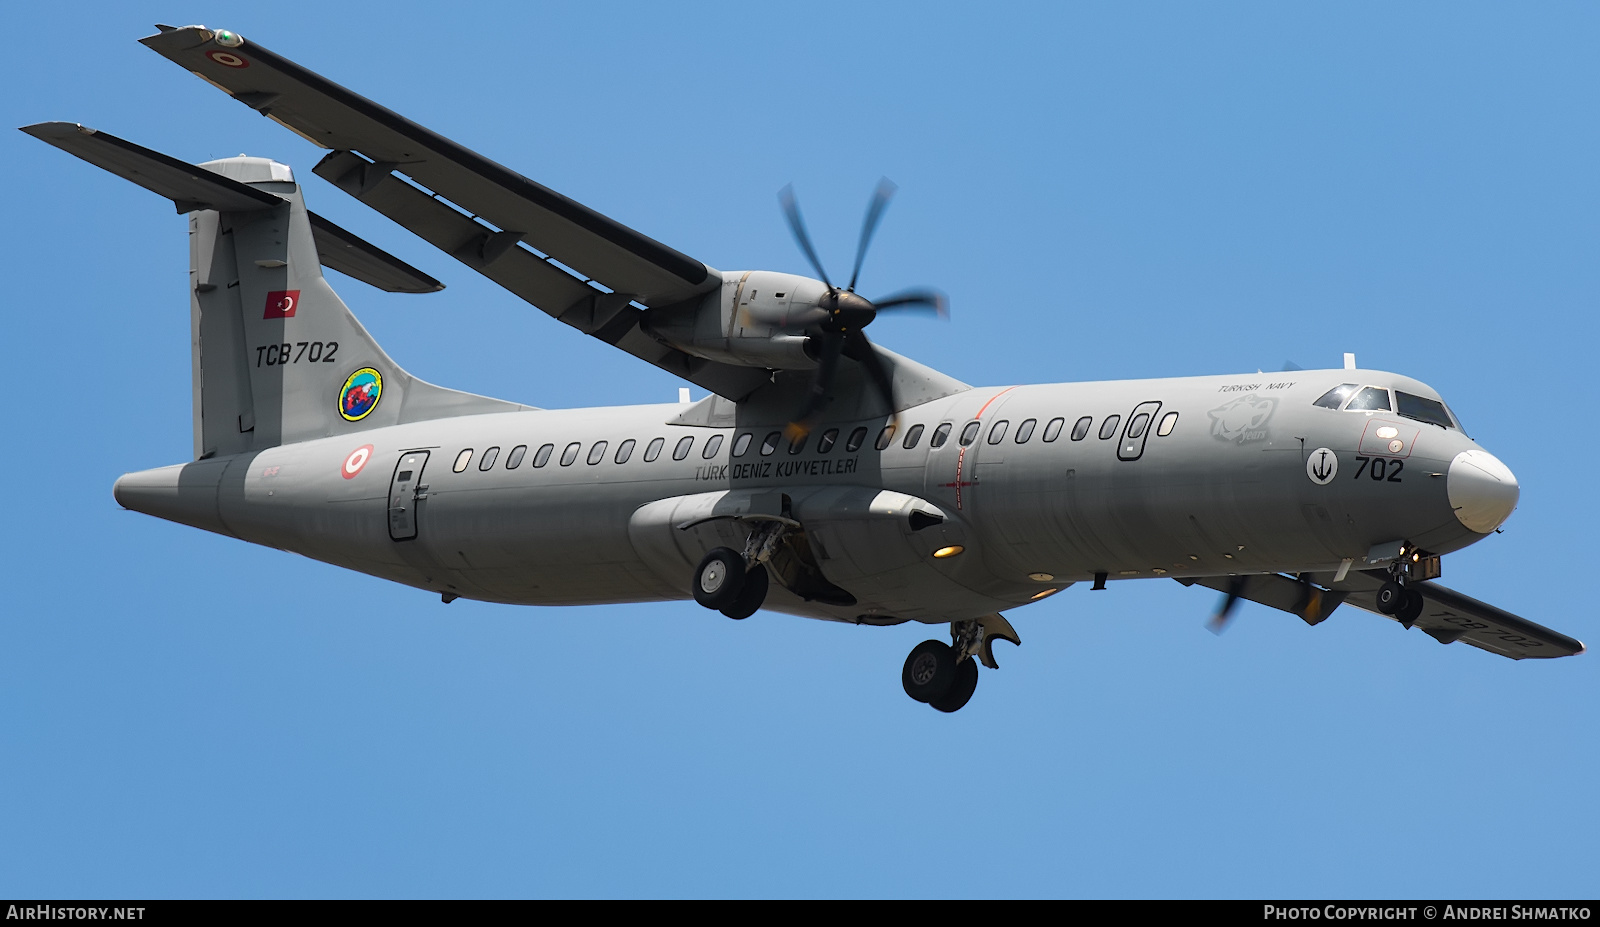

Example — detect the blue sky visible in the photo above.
[3,1,1596,898]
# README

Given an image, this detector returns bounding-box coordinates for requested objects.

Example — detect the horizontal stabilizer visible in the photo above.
[23,121,443,294]
[306,212,442,294]
[21,121,279,213]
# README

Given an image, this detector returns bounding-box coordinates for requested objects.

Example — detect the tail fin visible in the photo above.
[24,122,526,458]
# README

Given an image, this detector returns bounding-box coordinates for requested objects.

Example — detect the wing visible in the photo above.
[140,25,769,398]
[1181,571,1585,659]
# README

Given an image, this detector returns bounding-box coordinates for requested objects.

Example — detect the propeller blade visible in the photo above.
[778,184,832,289]
[787,332,847,438]
[847,177,897,293]
[744,302,830,329]
[842,330,897,420]
[1207,576,1249,635]
[871,288,949,318]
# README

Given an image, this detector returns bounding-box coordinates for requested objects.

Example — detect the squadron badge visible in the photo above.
[339,367,383,421]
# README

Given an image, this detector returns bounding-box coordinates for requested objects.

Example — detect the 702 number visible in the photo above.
[1354,455,1403,482]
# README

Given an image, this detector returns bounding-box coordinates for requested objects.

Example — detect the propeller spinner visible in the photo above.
[750,180,947,436]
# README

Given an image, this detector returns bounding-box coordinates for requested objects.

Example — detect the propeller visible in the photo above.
[756,180,948,435]
[1207,576,1248,635]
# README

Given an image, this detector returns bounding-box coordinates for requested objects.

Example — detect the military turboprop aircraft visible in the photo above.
[25,25,1583,713]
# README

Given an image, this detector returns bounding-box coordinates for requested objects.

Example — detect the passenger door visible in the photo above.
[388,451,430,541]
[1116,401,1163,461]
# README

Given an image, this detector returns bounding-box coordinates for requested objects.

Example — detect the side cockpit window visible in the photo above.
[1313,384,1359,409]
[1345,386,1393,412]
[1397,391,1454,429]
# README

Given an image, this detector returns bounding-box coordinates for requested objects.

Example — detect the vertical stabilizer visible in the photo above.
[21,122,526,460]
[189,156,525,457]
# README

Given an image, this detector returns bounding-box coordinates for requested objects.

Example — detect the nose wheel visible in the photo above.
[1376,579,1425,628]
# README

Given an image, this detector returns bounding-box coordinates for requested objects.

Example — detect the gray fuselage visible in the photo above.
[115,367,1506,626]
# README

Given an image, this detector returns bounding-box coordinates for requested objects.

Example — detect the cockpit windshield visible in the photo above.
[1312,384,1358,409]
[1396,391,1453,429]
[1345,386,1392,412]
[1313,382,1460,430]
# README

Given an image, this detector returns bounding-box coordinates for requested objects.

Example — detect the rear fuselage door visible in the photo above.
[1117,401,1163,461]
[388,451,430,541]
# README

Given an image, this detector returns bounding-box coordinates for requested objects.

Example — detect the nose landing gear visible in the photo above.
[900,614,1021,713]
[1376,578,1425,628]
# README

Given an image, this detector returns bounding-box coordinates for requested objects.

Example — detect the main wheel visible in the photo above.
[720,564,769,620]
[1397,588,1425,626]
[1376,580,1405,615]
[930,658,979,713]
[902,640,958,704]
[693,547,746,610]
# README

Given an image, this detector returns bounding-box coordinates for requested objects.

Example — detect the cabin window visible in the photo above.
[560,442,581,466]
[533,444,554,467]
[1070,416,1092,441]
[479,446,500,470]
[587,441,608,465]
[1098,415,1121,440]
[643,437,665,462]
[1043,418,1066,442]
[902,424,925,449]
[732,433,753,457]
[930,422,953,448]
[789,432,808,454]
[1314,384,1359,410]
[959,421,981,446]
[704,434,724,458]
[875,424,897,451]
[673,436,694,460]
[1126,413,1150,440]
[1396,392,1453,429]
[1015,418,1036,444]
[615,439,636,464]
[506,445,527,468]
[987,420,1009,444]
[761,431,782,455]
[845,427,868,452]
[817,428,839,453]
[453,449,472,472]
[1156,412,1179,436]
[1347,387,1392,412]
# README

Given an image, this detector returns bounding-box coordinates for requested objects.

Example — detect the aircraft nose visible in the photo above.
[1447,449,1519,534]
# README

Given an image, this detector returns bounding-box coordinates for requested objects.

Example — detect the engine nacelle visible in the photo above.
[645,270,830,370]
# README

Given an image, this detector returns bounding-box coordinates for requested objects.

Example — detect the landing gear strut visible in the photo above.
[900,614,1021,713]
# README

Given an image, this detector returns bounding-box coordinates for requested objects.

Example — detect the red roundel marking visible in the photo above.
[206,50,249,68]
[342,444,375,480]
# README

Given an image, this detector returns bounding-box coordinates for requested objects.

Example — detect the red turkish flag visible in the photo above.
[263,290,300,319]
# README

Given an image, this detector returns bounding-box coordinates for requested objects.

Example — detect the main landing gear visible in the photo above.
[693,547,770,620]
[901,615,1021,713]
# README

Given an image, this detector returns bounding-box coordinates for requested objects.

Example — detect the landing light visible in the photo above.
[932,546,964,559]
[1031,588,1058,600]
